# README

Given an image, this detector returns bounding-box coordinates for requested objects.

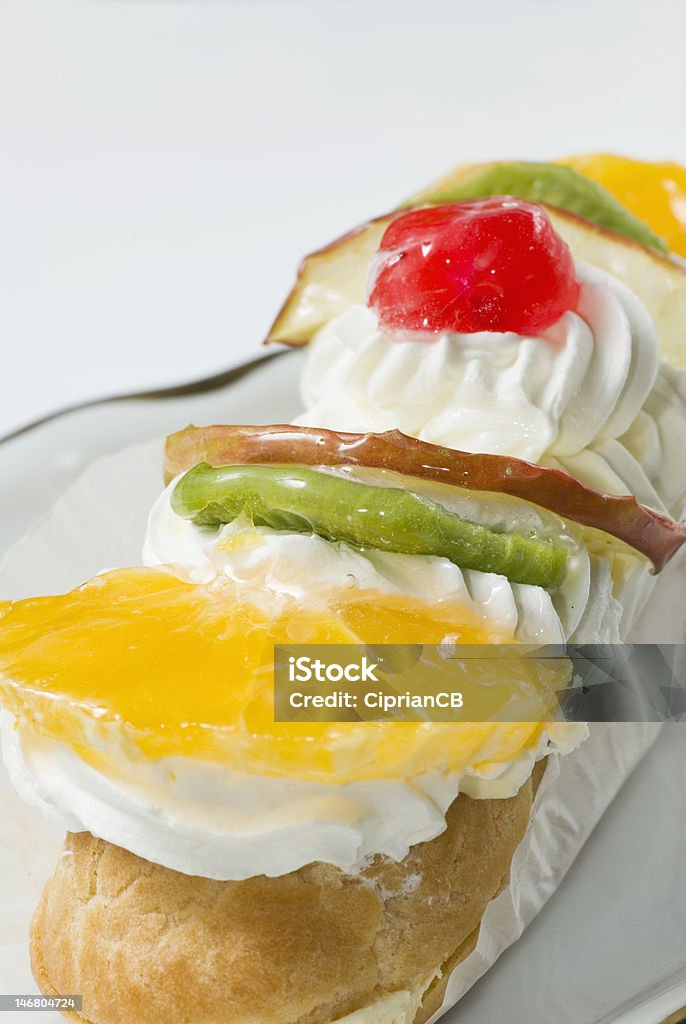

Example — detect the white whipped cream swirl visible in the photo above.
[296,262,686,518]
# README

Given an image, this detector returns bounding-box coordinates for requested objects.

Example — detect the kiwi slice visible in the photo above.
[173,463,567,590]
[407,161,666,253]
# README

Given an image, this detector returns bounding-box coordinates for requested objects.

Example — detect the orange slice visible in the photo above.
[560,154,686,258]
[0,567,564,782]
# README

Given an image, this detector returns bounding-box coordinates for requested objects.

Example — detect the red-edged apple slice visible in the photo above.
[165,424,686,572]
[265,205,686,369]
[266,215,390,346]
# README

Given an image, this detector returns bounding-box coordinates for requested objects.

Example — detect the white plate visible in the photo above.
[0,352,684,1024]
[0,350,302,559]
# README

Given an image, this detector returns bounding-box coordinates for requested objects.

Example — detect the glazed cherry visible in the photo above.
[368,197,580,335]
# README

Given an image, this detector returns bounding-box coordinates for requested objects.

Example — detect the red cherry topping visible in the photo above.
[368,197,580,336]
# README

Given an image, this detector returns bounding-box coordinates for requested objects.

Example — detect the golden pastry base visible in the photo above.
[31,767,543,1024]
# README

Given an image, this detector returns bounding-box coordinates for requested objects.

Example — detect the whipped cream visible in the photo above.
[1,711,586,880]
[144,477,624,644]
[296,262,686,518]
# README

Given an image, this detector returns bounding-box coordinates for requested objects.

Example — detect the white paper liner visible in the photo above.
[426,721,662,1023]
[0,438,681,1021]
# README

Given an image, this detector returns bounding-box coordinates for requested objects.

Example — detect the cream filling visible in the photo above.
[1,711,587,881]
[331,973,437,1024]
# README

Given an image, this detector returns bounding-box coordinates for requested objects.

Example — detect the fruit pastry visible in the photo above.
[1,422,684,1023]
[268,159,686,638]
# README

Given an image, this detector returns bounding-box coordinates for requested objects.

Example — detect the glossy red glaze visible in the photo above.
[368,197,580,335]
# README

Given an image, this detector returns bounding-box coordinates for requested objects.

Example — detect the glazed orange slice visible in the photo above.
[560,154,686,258]
[0,567,565,782]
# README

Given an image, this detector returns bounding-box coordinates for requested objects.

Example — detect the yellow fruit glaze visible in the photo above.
[560,153,686,258]
[0,567,564,782]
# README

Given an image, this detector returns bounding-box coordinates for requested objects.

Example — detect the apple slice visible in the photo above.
[265,205,686,369]
[267,214,391,347]
[165,424,686,572]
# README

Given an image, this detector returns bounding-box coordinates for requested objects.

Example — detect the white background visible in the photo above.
[1,0,686,437]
